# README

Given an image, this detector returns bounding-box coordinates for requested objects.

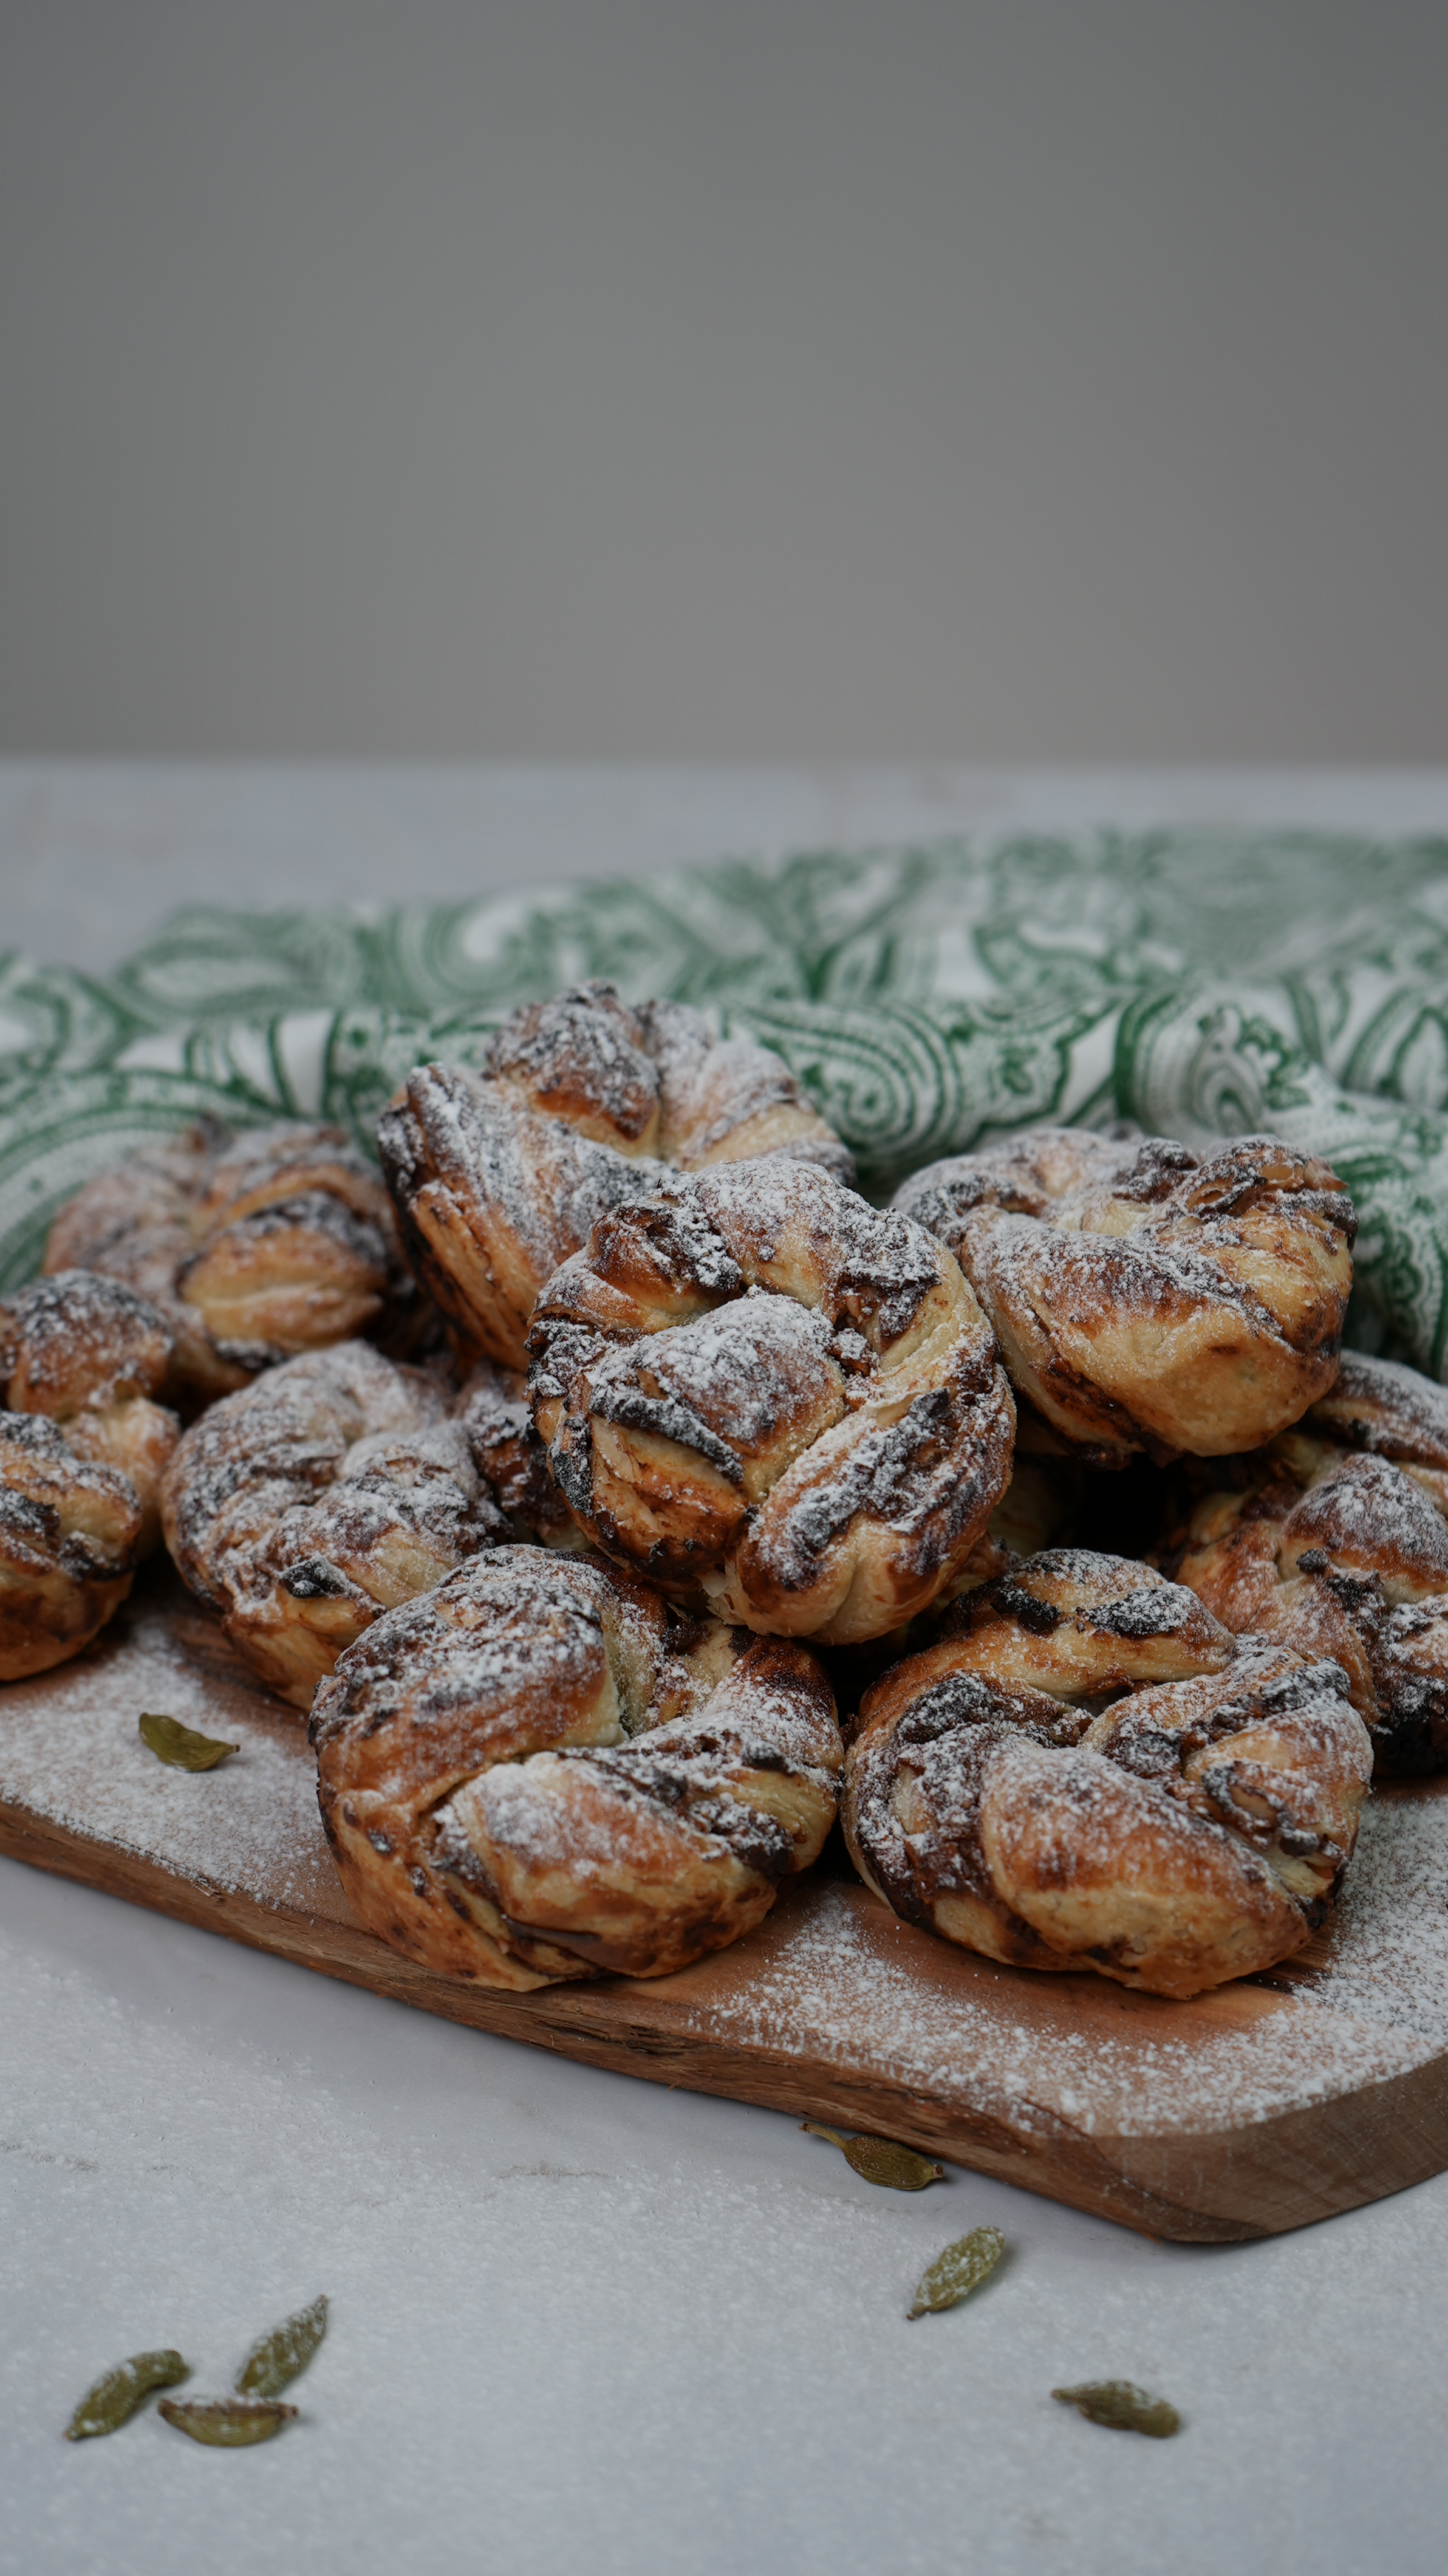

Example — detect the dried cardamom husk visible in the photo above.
[65,2348,188,2439]
[139,1711,237,1770]
[907,2226,1006,2317]
[236,2295,328,2398]
[159,2398,298,2446]
[800,2121,944,2190]
[1051,2380,1180,2437]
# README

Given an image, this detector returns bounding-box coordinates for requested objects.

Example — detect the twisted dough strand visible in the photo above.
[528,1159,1016,1643]
[311,1547,841,1988]
[45,1118,406,1406]
[895,1128,1355,1461]
[1,1269,179,1549]
[0,1414,144,1680]
[1172,1352,1448,1773]
[844,1547,1371,1997]
[0,1269,183,1677]
[161,1342,508,1708]
[378,982,852,1371]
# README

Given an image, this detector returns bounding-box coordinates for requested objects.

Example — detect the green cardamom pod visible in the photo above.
[65,2349,188,2439]
[907,2226,1006,2317]
[236,2295,329,2397]
[139,1711,238,1770]
[799,2120,944,2190]
[1051,2380,1181,2437]
[159,2398,298,2446]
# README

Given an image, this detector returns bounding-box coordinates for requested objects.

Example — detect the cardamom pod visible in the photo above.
[799,2121,944,2190]
[907,2226,1006,2317]
[65,2349,188,2439]
[159,2398,298,2446]
[139,1711,238,1770]
[1051,2380,1180,2437]
[236,2295,329,2397]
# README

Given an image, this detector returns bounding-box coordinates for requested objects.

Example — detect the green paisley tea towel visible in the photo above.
[3,827,1447,1369]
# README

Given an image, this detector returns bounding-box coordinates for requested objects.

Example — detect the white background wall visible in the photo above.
[2,1,1444,761]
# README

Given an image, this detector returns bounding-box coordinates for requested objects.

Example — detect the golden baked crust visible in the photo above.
[487,985,850,1170]
[894,1128,1354,1462]
[160,1342,509,1709]
[0,1268,182,1679]
[0,1412,144,1680]
[842,1547,1371,1998]
[828,1454,1091,1707]
[311,1547,841,1989]
[378,981,853,1370]
[44,1118,409,1407]
[1171,1352,1448,1773]
[527,1159,1016,1644]
[1299,1350,1448,1509]
[0,1270,179,1552]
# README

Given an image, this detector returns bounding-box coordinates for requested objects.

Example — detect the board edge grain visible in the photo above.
[5,1792,1446,2244]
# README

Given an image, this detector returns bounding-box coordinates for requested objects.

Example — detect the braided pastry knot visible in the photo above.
[1,1270,183,1679]
[843,1549,1371,1998]
[311,1549,842,1988]
[0,1417,143,1680]
[162,1343,510,1708]
[526,1160,1016,1645]
[377,980,852,1371]
[46,1117,409,1408]
[1,1270,179,1547]
[1173,1353,1448,1775]
[894,1127,1354,1462]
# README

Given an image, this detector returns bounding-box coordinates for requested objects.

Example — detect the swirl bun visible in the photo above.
[1,1269,179,1549]
[160,1343,509,1708]
[893,1128,1354,1462]
[843,1548,1371,1997]
[45,1118,409,1407]
[0,1413,146,1679]
[1299,1351,1448,1510]
[527,1159,1016,1643]
[311,1547,841,1989]
[377,981,852,1371]
[1172,1353,1448,1773]
[0,1267,183,1679]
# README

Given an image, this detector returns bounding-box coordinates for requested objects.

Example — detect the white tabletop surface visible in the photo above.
[5,764,1448,2576]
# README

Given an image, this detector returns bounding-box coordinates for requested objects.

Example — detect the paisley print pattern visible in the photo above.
[3,829,1447,1369]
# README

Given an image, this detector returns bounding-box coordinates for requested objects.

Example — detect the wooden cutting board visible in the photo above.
[3,1564,1446,2244]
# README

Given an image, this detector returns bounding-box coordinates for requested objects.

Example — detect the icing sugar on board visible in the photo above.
[3,1566,1447,2243]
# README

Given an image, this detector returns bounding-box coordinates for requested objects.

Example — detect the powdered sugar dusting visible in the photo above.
[5,1571,1447,2147]
[670,1833,1446,2138]
[1285,1452,1448,1583]
[897,1126,1353,1458]
[1310,1352,1448,1466]
[1291,1781,1448,2044]
[0,1569,334,1914]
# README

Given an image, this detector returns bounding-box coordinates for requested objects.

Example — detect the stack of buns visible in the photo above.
[8,974,1429,2003]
